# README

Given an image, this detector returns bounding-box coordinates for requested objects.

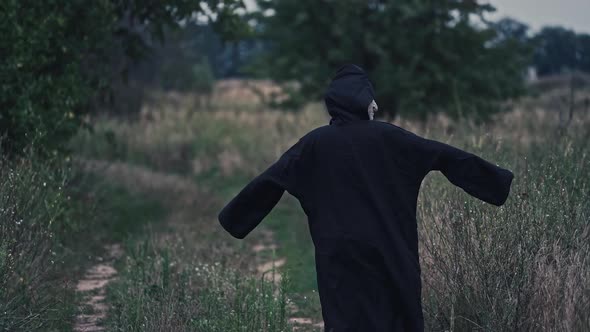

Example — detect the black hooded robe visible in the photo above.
[218,65,514,332]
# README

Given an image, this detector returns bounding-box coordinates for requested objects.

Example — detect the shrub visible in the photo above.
[0,157,74,330]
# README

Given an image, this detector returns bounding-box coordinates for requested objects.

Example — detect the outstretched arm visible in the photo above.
[405,131,514,206]
[218,138,308,239]
[428,140,513,206]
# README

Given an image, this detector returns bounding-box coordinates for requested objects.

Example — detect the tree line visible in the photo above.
[2,0,590,157]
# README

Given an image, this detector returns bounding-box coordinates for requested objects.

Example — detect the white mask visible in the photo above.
[368,100,378,120]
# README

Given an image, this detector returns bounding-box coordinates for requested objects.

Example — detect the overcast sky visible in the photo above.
[486,0,590,34]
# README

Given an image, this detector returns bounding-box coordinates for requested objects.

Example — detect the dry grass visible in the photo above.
[72,80,590,331]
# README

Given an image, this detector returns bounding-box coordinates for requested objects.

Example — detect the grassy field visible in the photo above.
[68,80,590,331]
[0,159,166,331]
[3,80,588,331]
[72,96,326,331]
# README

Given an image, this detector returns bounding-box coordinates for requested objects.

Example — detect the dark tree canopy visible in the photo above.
[492,17,530,44]
[251,0,531,119]
[0,0,244,156]
[0,0,113,156]
[532,27,590,76]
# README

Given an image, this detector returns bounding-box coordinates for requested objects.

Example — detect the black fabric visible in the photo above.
[218,64,514,332]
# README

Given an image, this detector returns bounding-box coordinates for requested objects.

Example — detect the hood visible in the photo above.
[324,64,375,125]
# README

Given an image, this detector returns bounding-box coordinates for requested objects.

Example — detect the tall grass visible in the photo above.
[0,158,74,331]
[0,156,169,331]
[106,238,293,332]
[73,85,590,331]
[419,135,589,331]
[71,104,325,177]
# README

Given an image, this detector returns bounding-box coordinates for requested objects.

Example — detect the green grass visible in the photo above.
[85,181,168,243]
[53,172,168,276]
[69,94,590,331]
[78,149,298,331]
[263,196,322,321]
[98,171,297,331]
[0,158,76,332]
[106,239,293,332]
[198,165,323,322]
[0,156,168,331]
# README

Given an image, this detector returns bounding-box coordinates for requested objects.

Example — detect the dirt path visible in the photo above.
[73,159,202,331]
[251,229,324,330]
[73,244,122,332]
[76,158,323,331]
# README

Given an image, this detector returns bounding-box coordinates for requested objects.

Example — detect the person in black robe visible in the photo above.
[218,64,514,332]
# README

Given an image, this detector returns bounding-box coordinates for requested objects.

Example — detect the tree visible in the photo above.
[0,0,245,156]
[251,0,530,119]
[491,17,530,44]
[91,0,250,114]
[531,27,590,76]
[532,27,580,76]
[0,0,114,156]
[577,34,590,73]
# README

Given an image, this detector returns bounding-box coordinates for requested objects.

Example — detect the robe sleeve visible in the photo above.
[218,138,309,239]
[411,134,514,206]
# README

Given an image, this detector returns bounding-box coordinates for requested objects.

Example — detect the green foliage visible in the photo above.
[0,0,246,157]
[251,0,530,119]
[532,26,590,75]
[0,0,114,156]
[191,59,216,94]
[492,18,530,44]
[161,57,215,94]
[112,0,248,44]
